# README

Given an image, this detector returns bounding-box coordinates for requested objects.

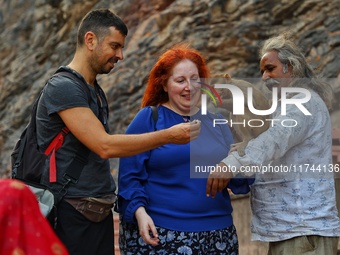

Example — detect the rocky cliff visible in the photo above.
[1,0,339,177]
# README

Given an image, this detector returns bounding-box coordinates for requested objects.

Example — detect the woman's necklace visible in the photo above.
[164,103,191,123]
[182,115,190,123]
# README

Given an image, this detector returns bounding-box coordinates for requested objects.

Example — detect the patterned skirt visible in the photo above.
[119,219,239,255]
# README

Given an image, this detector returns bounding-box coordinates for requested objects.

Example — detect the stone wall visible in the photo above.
[1,0,340,175]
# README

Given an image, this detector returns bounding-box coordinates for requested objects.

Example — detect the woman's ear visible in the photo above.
[163,84,168,92]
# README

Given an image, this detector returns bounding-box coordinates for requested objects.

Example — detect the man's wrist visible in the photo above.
[220,157,255,177]
[218,162,237,178]
[152,129,170,145]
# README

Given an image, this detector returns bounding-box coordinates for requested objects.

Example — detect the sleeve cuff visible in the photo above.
[123,199,148,224]
[221,153,255,177]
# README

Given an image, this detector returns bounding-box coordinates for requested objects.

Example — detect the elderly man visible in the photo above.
[206,33,340,255]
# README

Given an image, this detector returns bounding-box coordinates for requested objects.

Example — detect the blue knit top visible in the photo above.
[118,105,251,232]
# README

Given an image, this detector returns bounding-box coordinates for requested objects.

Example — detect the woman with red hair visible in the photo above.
[117,44,250,254]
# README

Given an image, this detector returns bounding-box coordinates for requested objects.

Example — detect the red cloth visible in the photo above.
[0,179,69,255]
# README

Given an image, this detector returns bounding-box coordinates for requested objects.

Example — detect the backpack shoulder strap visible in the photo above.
[150,106,158,130]
[44,127,70,182]
[56,70,108,128]
[53,70,91,103]
[44,70,91,186]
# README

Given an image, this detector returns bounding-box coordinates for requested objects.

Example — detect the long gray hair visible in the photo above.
[260,33,333,109]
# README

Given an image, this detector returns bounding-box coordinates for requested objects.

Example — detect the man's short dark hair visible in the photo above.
[77,8,128,46]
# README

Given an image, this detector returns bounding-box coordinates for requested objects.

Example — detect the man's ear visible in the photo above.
[283,63,289,73]
[84,31,96,50]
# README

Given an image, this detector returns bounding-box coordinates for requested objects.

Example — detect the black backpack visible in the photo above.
[11,91,68,183]
[11,70,94,198]
[11,71,90,184]
[11,69,109,227]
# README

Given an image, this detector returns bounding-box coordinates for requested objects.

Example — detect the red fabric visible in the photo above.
[49,148,57,182]
[44,131,67,183]
[0,179,69,255]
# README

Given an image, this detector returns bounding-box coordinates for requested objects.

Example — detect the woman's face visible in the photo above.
[164,59,201,115]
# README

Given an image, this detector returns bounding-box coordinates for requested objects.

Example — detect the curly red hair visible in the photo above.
[141,44,210,108]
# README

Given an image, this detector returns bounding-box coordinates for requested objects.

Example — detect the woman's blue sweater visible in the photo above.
[118,105,251,232]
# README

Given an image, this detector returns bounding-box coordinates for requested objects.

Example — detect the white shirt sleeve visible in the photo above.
[221,91,320,177]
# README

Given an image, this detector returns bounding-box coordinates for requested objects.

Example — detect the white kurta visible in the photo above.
[222,90,340,241]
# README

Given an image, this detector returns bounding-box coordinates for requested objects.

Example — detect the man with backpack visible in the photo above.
[34,8,200,255]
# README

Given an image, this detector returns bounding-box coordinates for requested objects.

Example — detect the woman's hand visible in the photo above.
[135,207,159,246]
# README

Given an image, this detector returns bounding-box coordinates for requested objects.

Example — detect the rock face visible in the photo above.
[1,0,340,177]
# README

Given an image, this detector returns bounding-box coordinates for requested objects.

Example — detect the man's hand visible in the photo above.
[167,120,201,144]
[135,207,159,246]
[206,162,233,198]
[229,143,239,153]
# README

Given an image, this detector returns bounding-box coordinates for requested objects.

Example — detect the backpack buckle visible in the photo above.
[63,173,79,184]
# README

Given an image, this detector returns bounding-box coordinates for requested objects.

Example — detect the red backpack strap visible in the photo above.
[44,127,70,182]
